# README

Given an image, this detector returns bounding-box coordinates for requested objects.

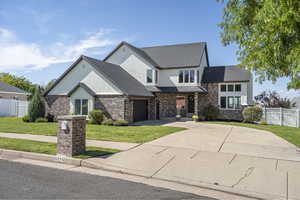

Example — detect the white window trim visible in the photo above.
[146,69,153,84]
[178,69,196,84]
[75,99,89,115]
[219,83,242,93]
[219,96,242,110]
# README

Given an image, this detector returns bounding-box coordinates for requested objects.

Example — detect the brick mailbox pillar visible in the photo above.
[57,115,86,157]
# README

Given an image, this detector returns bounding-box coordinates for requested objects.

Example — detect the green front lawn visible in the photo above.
[0,137,120,159]
[206,121,300,148]
[0,117,185,143]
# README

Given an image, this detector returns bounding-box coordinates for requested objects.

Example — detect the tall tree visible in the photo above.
[0,73,36,93]
[28,86,45,122]
[218,0,300,89]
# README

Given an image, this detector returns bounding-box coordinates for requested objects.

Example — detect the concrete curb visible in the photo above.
[0,149,83,166]
[0,149,281,200]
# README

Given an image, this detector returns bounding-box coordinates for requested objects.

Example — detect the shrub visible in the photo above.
[35,117,48,123]
[114,120,129,126]
[198,115,205,121]
[46,113,54,122]
[22,115,30,123]
[202,104,219,121]
[242,106,263,123]
[88,110,104,124]
[102,119,114,126]
[28,86,45,122]
[259,120,268,125]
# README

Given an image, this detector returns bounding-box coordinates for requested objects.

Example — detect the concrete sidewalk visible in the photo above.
[0,132,138,151]
[84,122,300,200]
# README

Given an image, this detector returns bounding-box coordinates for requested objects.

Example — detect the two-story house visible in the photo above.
[44,41,253,122]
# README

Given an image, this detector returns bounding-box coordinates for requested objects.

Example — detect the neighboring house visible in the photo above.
[292,96,300,109]
[44,41,253,122]
[0,81,30,101]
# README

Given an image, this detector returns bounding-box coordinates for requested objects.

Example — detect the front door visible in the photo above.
[188,95,194,114]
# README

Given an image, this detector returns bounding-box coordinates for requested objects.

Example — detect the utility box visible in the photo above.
[57,115,86,157]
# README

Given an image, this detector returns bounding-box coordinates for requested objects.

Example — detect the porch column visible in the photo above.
[194,92,199,115]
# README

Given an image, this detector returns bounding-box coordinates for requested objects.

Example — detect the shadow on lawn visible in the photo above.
[75,149,119,159]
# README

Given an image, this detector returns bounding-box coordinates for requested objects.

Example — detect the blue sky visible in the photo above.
[0,0,298,98]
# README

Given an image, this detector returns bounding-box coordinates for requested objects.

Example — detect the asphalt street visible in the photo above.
[0,159,217,199]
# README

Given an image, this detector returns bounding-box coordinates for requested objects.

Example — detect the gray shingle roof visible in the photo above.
[44,55,153,97]
[122,42,160,67]
[0,81,28,94]
[104,41,208,69]
[202,66,252,83]
[67,82,96,97]
[141,42,207,69]
[146,86,207,93]
[83,56,153,97]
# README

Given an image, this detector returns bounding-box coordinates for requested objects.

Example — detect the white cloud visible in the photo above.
[0,28,122,71]
[278,89,300,99]
[57,29,117,59]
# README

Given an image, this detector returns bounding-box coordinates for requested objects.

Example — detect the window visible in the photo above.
[190,70,195,83]
[179,70,184,83]
[235,84,241,92]
[220,85,226,92]
[155,70,158,84]
[184,70,189,83]
[220,96,241,109]
[82,99,88,115]
[75,99,81,115]
[220,96,227,108]
[74,99,89,115]
[197,70,200,83]
[179,70,195,83]
[235,96,241,109]
[228,84,234,92]
[227,96,234,109]
[147,70,153,83]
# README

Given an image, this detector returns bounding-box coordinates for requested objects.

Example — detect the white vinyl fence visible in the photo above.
[0,99,28,117]
[262,107,300,128]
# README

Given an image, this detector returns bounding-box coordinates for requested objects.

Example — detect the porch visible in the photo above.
[154,92,206,120]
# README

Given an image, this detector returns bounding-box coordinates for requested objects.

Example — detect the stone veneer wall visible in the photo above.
[45,95,70,118]
[199,83,243,121]
[94,95,128,121]
[148,97,156,120]
[155,93,190,119]
[57,116,86,157]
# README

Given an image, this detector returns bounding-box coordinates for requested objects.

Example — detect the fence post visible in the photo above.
[280,107,283,126]
[264,107,267,121]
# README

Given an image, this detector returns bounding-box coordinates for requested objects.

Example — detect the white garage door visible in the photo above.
[0,99,28,117]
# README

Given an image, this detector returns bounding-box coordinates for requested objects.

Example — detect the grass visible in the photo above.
[0,117,185,143]
[206,121,300,148]
[0,137,120,159]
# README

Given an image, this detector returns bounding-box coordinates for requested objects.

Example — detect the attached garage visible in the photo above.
[133,100,148,122]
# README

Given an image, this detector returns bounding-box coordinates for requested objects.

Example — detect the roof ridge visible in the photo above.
[208,65,238,68]
[141,42,206,49]
[0,81,28,94]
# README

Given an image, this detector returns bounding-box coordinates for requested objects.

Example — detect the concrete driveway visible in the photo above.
[86,121,300,200]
